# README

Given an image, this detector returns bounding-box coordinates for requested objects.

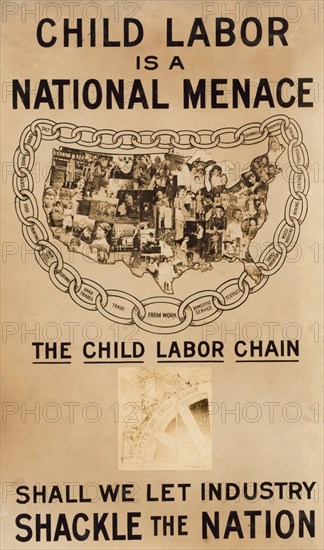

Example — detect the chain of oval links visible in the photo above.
[13,116,309,334]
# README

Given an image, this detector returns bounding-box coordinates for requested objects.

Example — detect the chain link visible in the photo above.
[13,116,309,333]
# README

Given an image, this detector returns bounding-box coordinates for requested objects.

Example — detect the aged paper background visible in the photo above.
[1,1,323,548]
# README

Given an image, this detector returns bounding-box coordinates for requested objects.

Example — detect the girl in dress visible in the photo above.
[195,188,205,219]
[91,223,111,254]
[66,155,76,188]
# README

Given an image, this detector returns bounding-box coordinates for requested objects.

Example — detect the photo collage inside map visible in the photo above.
[43,137,285,293]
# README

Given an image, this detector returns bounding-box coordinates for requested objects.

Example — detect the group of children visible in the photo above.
[42,137,284,292]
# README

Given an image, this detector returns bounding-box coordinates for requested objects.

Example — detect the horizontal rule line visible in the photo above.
[83,361,145,364]
[32,361,71,365]
[236,360,300,363]
[157,360,224,363]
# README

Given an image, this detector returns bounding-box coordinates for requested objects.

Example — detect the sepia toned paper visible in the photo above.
[1,1,323,548]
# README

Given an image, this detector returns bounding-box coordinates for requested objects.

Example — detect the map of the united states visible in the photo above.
[43,136,284,293]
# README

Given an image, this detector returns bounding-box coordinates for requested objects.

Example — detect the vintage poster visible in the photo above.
[1,0,323,548]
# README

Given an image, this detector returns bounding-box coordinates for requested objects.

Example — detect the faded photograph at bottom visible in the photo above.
[118,366,212,470]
